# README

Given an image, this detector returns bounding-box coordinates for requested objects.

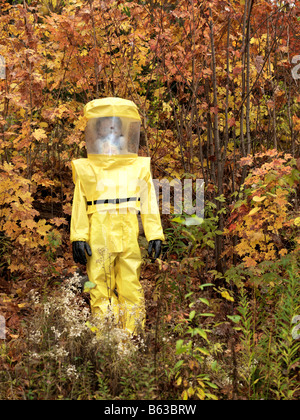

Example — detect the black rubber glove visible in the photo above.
[72,241,92,265]
[148,239,162,261]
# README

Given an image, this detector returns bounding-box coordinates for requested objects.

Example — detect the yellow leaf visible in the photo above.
[252,196,266,202]
[188,360,196,370]
[221,290,234,302]
[182,390,188,400]
[21,219,37,230]
[278,248,288,256]
[176,376,182,386]
[187,387,195,397]
[85,321,98,333]
[32,128,47,141]
[17,236,29,246]
[16,288,24,296]
[249,207,260,216]
[36,220,51,237]
[244,256,258,267]
[294,217,300,226]
[74,115,87,132]
[50,217,68,227]
[196,387,206,400]
[9,263,26,272]
[31,173,55,187]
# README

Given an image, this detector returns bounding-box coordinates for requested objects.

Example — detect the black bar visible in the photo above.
[87,197,140,206]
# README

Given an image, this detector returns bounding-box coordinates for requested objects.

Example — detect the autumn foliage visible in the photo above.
[226,150,300,268]
[0,0,298,278]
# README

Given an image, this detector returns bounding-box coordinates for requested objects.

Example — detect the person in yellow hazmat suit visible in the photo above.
[70,97,165,336]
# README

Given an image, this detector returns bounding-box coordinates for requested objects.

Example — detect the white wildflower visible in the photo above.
[44,303,51,317]
[54,345,69,359]
[51,326,63,340]
[65,364,79,380]
[28,329,42,344]
[28,290,40,305]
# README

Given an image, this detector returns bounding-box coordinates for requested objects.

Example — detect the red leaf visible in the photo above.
[228,117,236,127]
[233,66,243,75]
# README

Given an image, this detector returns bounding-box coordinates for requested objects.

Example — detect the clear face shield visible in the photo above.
[85,116,141,155]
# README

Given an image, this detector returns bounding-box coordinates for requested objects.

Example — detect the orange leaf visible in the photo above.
[32,128,47,141]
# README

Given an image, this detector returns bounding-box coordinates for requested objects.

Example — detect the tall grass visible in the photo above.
[232,255,300,399]
[1,253,299,400]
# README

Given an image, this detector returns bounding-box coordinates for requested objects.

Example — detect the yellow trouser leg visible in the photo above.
[87,212,145,335]
[88,249,120,327]
[115,246,145,335]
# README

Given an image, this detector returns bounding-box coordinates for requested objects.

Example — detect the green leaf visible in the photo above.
[83,281,96,292]
[199,283,214,290]
[206,381,218,389]
[215,194,226,202]
[194,328,207,340]
[227,315,241,323]
[205,239,215,249]
[196,347,210,356]
[174,360,184,370]
[184,216,204,226]
[211,360,218,371]
[199,298,210,306]
[205,393,218,400]
[171,216,185,224]
[176,339,184,354]
[172,215,204,226]
[189,310,196,320]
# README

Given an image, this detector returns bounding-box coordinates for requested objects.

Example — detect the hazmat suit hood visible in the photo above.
[84,97,141,156]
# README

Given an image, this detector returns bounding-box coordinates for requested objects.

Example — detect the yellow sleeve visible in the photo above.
[140,163,165,242]
[70,179,90,243]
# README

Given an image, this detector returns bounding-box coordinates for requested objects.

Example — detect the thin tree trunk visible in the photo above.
[209,7,223,273]
[245,0,253,155]
[267,19,277,149]
[240,0,248,157]
[285,24,295,156]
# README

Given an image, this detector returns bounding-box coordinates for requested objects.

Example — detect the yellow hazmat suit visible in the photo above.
[70,98,164,335]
